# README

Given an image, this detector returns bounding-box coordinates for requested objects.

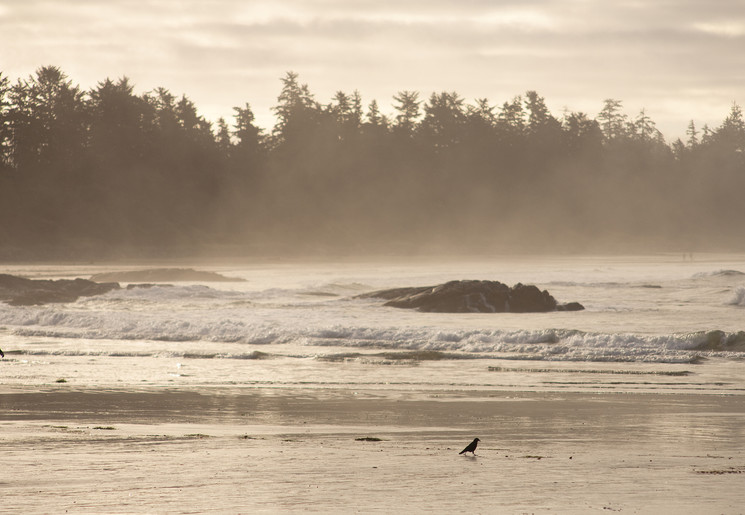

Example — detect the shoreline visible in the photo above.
[3,385,745,424]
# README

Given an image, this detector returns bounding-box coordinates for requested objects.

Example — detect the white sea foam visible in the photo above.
[2,300,741,362]
[2,258,745,363]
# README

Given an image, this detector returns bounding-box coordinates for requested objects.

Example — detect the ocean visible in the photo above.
[2,254,745,394]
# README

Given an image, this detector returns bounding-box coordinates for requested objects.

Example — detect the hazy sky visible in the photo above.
[1,0,743,139]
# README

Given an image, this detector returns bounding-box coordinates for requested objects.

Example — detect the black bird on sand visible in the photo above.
[459,438,480,455]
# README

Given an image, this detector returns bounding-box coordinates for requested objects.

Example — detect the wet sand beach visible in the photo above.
[2,386,745,514]
[3,257,745,513]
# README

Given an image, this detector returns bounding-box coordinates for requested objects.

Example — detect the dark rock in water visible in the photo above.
[90,268,245,283]
[0,274,120,306]
[359,280,584,313]
[556,302,585,312]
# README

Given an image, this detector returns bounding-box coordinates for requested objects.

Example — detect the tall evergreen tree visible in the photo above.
[686,120,698,148]
[232,103,264,160]
[88,76,146,166]
[714,102,745,150]
[421,91,466,150]
[272,71,317,145]
[498,96,525,137]
[392,90,421,135]
[630,109,663,144]
[0,73,11,170]
[8,66,87,170]
[598,99,626,141]
[215,117,232,154]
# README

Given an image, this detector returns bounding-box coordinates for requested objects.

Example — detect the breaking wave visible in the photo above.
[2,279,744,363]
[729,286,745,307]
[3,303,744,362]
[693,269,745,279]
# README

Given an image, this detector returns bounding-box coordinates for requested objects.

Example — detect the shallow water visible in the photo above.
[2,388,745,514]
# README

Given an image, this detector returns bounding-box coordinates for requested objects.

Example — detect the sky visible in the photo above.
[1,0,744,140]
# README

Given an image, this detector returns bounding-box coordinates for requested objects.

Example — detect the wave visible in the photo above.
[547,281,664,292]
[2,281,744,363]
[728,286,745,307]
[5,309,745,362]
[5,349,271,360]
[102,282,374,306]
[693,269,745,279]
[92,284,246,302]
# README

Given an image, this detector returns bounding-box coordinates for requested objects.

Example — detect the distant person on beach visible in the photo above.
[0,347,4,358]
[459,438,480,455]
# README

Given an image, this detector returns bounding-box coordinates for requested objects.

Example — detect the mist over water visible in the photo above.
[1,68,744,260]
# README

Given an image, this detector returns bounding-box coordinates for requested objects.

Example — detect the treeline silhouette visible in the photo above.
[1,66,744,259]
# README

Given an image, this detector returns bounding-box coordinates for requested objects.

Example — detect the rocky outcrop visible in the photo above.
[0,274,120,306]
[0,268,241,306]
[359,280,584,313]
[90,268,245,283]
